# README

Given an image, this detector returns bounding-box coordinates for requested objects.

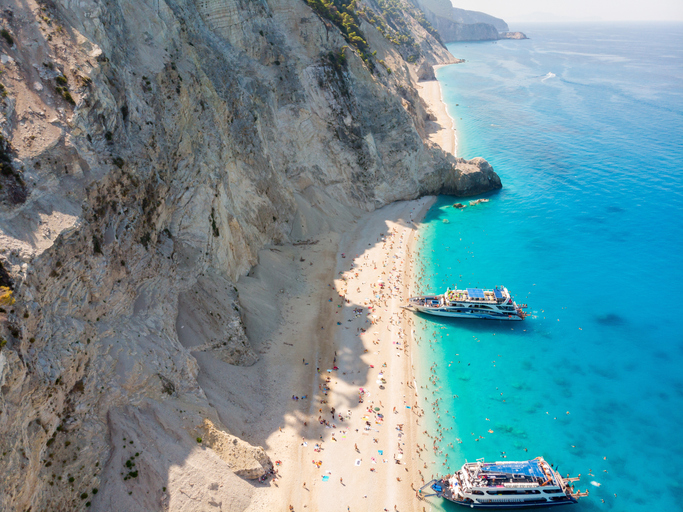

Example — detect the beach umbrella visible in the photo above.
[374,407,380,411]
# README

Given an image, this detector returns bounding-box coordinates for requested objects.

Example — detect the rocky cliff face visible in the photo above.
[0,0,500,509]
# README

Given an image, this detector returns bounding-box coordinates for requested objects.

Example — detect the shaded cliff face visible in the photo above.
[0,0,500,509]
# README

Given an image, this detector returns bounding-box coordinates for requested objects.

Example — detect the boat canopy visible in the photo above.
[494,289,504,299]
[466,288,485,299]
[481,460,545,479]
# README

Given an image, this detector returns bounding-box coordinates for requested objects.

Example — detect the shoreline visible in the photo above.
[242,197,437,512]
[418,64,458,157]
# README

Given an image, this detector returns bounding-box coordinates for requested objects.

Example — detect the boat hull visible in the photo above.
[407,305,523,321]
[447,498,577,509]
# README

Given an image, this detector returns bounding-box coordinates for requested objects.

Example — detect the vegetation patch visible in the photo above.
[139,232,151,250]
[92,236,103,255]
[158,374,175,395]
[0,287,14,307]
[323,47,348,74]
[0,260,12,290]
[54,81,75,105]
[303,0,374,70]
[0,134,28,204]
[123,455,139,480]
[0,135,14,177]
[0,29,13,46]
[360,0,442,62]
[210,208,219,237]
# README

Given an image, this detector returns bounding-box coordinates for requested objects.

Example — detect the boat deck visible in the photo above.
[446,287,509,304]
[473,459,557,486]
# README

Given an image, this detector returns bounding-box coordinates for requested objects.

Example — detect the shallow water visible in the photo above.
[414,22,683,512]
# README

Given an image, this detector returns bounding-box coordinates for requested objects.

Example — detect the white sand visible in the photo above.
[418,65,457,157]
[242,197,436,512]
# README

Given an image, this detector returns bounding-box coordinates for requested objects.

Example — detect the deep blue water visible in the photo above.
[414,23,683,512]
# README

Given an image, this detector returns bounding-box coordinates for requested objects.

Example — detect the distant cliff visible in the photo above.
[426,18,500,42]
[449,7,508,32]
[415,0,526,42]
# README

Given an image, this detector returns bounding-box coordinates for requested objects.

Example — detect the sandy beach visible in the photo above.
[238,197,435,512]
[418,65,457,157]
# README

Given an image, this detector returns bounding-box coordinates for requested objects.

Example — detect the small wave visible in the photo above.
[541,72,556,83]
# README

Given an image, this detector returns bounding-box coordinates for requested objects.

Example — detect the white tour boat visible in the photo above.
[405,286,527,320]
[420,457,588,508]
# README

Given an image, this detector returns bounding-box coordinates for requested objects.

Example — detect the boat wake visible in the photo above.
[542,72,556,82]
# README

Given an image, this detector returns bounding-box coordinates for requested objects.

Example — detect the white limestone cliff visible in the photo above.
[0,0,501,510]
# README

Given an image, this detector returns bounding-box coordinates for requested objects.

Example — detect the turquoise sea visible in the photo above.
[414,23,683,511]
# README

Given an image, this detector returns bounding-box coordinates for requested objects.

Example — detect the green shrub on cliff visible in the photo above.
[304,0,372,68]
[361,0,443,61]
[0,29,13,46]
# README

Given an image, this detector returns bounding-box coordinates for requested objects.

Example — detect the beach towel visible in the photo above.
[355,459,362,466]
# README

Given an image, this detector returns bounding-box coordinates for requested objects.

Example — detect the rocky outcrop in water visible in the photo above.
[440,157,501,196]
[0,0,500,509]
[500,32,529,40]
